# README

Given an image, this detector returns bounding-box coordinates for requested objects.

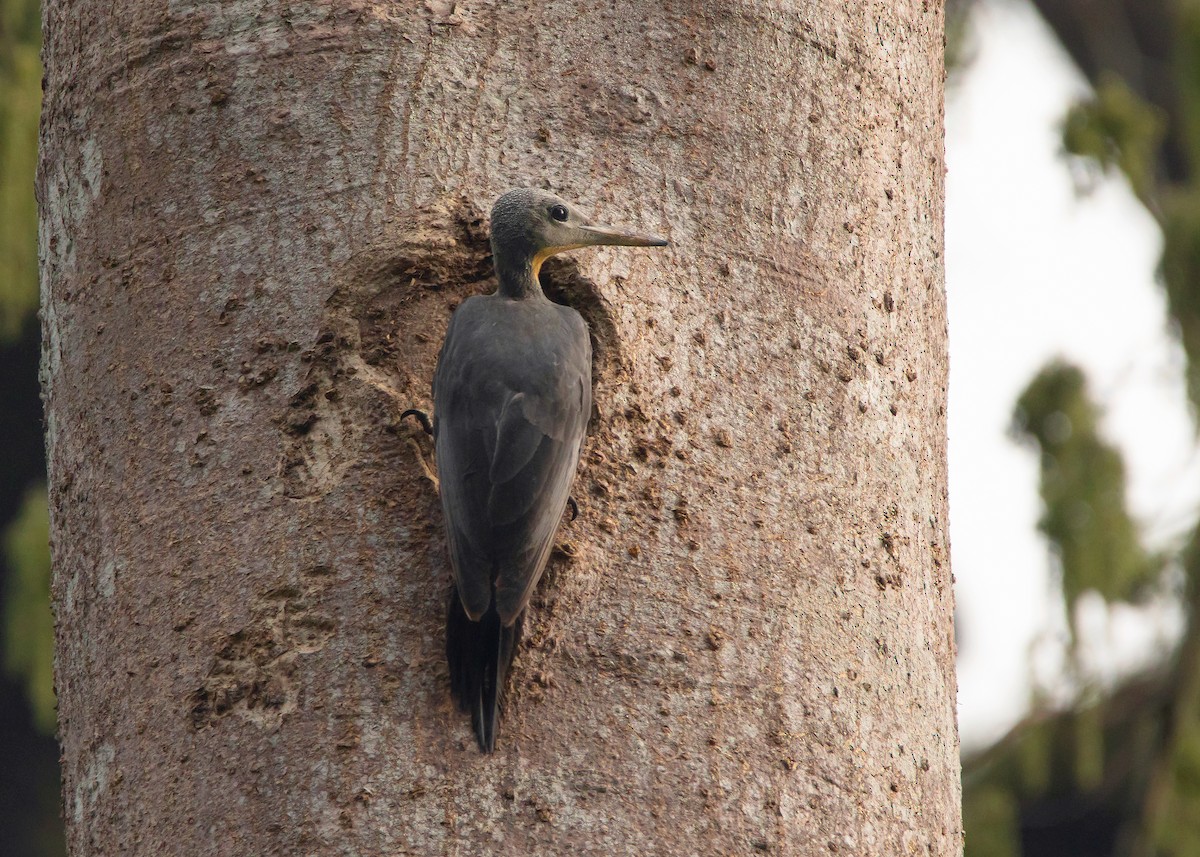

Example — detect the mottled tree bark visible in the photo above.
[40,1,957,854]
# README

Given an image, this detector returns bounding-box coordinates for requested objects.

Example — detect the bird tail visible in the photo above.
[446,590,522,753]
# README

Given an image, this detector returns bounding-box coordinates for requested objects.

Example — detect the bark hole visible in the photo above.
[278,198,625,499]
[539,255,624,394]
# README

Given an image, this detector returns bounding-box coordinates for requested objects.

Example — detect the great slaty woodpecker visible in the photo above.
[422,188,667,752]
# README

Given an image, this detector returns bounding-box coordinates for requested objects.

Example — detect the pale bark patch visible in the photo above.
[190,563,337,729]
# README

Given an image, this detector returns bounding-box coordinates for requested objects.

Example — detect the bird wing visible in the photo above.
[434,299,591,624]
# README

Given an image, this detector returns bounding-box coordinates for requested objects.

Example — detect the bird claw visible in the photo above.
[400,408,433,436]
[406,438,440,490]
[400,408,438,489]
[567,496,579,521]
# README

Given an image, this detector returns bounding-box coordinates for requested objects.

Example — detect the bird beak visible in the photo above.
[576,223,669,248]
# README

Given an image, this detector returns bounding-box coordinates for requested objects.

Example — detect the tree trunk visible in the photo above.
[39,1,957,854]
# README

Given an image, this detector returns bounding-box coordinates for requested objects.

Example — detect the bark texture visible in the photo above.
[40,0,957,854]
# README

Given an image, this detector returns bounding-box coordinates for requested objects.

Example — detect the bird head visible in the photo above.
[489,188,668,282]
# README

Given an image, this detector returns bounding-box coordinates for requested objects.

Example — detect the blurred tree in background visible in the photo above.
[0,0,37,336]
[1012,363,1160,620]
[5,486,54,735]
[0,0,65,853]
[960,0,1200,855]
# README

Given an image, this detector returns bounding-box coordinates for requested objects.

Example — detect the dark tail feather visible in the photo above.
[446,592,522,753]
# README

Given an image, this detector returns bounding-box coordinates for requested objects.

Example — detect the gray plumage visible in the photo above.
[432,188,666,752]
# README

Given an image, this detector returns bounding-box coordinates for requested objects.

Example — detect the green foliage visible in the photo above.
[0,0,42,340]
[945,0,975,83]
[1072,701,1105,790]
[1145,5,1200,420]
[1012,361,1159,612]
[3,485,55,735]
[1176,3,1200,175]
[968,3,1200,853]
[1063,74,1166,203]
[982,362,1187,851]
[1156,716,1200,854]
[962,677,1168,855]
[1161,187,1200,415]
[962,786,1020,857]
[1015,713,1054,794]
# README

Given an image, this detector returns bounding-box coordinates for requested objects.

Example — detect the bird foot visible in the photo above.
[567,496,579,521]
[400,408,433,436]
[400,408,438,489]
[406,439,440,491]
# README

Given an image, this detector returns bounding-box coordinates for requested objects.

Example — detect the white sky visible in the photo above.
[947,0,1200,750]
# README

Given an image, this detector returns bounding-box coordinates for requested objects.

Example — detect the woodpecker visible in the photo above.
[430,188,667,752]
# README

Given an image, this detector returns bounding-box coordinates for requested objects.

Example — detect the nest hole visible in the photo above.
[539,256,624,397]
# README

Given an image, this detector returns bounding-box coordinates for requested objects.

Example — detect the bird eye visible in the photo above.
[550,205,569,222]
